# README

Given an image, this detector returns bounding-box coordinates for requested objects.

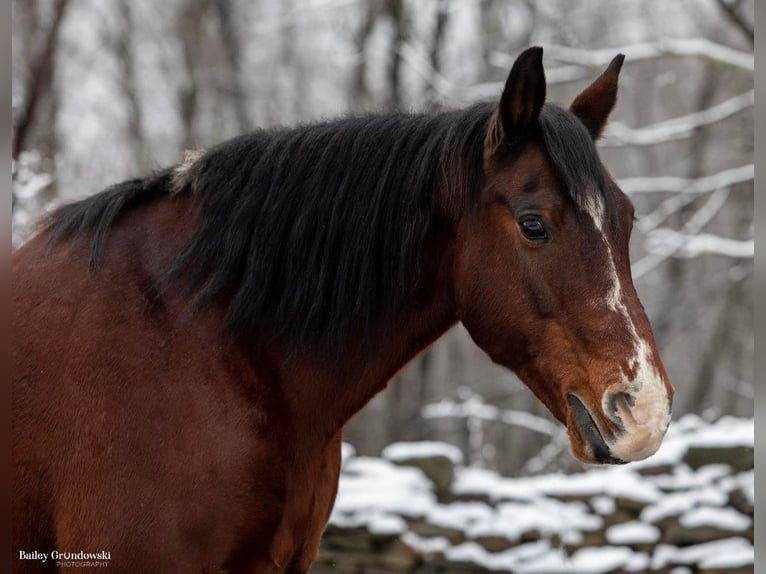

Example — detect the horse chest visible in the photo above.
[226,433,342,573]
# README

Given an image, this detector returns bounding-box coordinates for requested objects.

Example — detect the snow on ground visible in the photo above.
[651,538,754,570]
[324,415,754,573]
[452,462,663,505]
[630,414,753,469]
[640,486,729,523]
[647,462,732,491]
[589,495,616,515]
[679,506,752,531]
[382,440,465,465]
[468,498,602,544]
[401,536,647,574]
[332,457,435,521]
[605,521,661,545]
[697,543,755,570]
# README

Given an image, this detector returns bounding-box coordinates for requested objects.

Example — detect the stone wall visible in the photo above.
[312,416,754,574]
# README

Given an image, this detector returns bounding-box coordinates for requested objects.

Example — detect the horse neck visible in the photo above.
[268,220,459,442]
[138,178,461,445]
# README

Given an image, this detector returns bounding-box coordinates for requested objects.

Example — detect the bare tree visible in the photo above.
[115,0,148,173]
[424,0,449,110]
[177,0,214,149]
[215,0,251,132]
[714,0,754,46]
[12,0,70,163]
[349,0,378,112]
[384,0,406,110]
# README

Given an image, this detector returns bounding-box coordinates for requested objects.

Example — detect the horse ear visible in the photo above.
[570,54,625,139]
[498,46,546,142]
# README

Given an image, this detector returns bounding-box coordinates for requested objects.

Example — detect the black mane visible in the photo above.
[45,102,607,349]
[172,104,492,348]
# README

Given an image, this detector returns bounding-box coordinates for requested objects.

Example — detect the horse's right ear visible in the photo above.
[497,47,546,143]
[570,54,625,139]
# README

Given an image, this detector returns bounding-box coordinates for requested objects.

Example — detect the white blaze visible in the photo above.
[585,199,671,461]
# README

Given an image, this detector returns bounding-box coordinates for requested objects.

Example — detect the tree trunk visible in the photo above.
[349,0,378,112]
[12,0,70,162]
[116,0,148,173]
[384,0,406,111]
[424,0,449,111]
[178,0,213,149]
[215,0,251,132]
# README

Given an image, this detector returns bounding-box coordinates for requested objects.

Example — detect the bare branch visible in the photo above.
[249,0,360,35]
[397,43,453,100]
[645,230,753,259]
[619,164,753,195]
[396,37,752,107]
[542,40,753,72]
[637,193,701,235]
[458,65,590,102]
[633,188,735,279]
[397,45,591,105]
[470,39,752,103]
[522,431,569,475]
[422,397,559,437]
[714,0,754,46]
[603,90,754,147]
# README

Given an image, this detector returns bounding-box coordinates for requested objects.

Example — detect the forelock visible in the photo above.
[538,104,609,225]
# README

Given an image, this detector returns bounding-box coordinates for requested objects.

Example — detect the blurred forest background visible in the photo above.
[12,0,753,476]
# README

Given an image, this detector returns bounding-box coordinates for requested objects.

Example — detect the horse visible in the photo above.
[12,46,673,573]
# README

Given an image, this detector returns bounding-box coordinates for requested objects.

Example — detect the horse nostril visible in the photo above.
[605,391,635,428]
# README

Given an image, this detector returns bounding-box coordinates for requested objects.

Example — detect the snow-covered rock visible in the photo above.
[605,520,661,545]
[318,416,754,573]
[382,440,463,499]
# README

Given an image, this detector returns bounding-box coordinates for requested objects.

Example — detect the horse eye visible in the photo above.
[519,217,548,241]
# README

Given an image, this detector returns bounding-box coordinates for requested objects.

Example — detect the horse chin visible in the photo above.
[566,393,627,465]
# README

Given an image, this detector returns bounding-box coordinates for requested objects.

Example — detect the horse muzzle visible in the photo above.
[566,376,672,465]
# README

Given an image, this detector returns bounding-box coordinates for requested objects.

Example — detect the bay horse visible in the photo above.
[13,47,673,573]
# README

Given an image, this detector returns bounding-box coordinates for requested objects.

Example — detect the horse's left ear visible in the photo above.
[498,46,546,141]
[570,54,625,140]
